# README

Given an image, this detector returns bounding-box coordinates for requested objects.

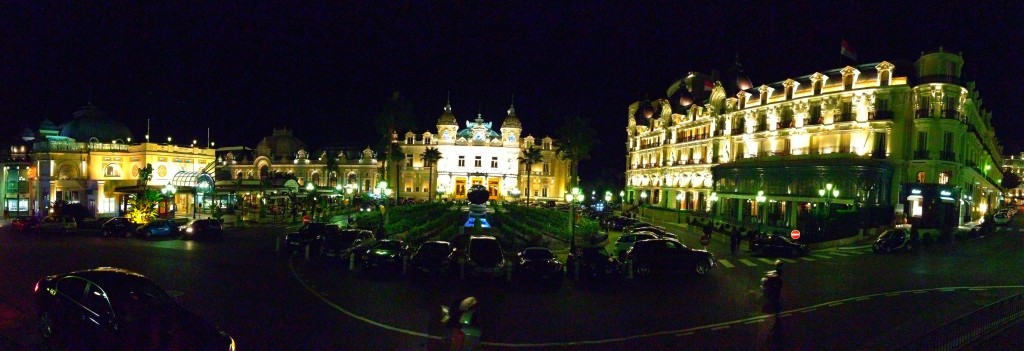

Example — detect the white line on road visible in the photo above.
[829,252,850,257]
[800,257,816,261]
[738,259,759,267]
[970,288,988,291]
[711,326,729,331]
[718,259,735,268]
[744,319,764,324]
[779,258,798,263]
[811,254,833,259]
[675,332,694,337]
[757,258,777,265]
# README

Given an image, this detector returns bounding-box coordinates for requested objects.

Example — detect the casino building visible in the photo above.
[626,48,1004,238]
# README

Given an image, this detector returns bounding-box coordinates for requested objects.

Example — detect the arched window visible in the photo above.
[311,172,321,186]
[938,171,951,185]
[104,164,121,177]
[236,172,243,180]
[58,165,78,180]
[259,165,269,179]
[917,171,926,183]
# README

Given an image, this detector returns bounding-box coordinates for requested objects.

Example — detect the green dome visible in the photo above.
[58,104,133,142]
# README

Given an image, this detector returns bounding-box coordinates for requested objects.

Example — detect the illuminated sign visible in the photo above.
[940,190,952,197]
[911,189,922,195]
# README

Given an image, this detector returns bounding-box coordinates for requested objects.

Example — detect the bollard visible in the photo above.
[275,235,281,252]
[505,266,512,282]
[305,244,311,261]
[574,259,581,282]
[627,260,634,280]
[460,263,466,280]
[349,251,356,271]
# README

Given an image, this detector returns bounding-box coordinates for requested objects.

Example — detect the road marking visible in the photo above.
[829,252,850,257]
[718,259,735,268]
[811,254,833,259]
[827,302,843,307]
[738,259,758,266]
[854,297,871,301]
[912,291,926,294]
[289,260,1024,348]
[779,258,798,263]
[780,313,791,318]
[970,288,988,291]
[939,288,957,292]
[757,258,777,265]
[799,257,816,262]
[744,319,764,324]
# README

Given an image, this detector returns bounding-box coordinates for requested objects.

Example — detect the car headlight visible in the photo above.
[186,227,193,233]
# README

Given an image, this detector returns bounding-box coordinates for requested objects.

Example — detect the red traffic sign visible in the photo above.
[700,235,710,246]
[790,230,801,240]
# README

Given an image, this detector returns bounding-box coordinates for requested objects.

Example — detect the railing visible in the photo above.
[871,111,893,121]
[941,109,960,120]
[520,171,552,176]
[914,150,931,160]
[897,292,1024,351]
[807,117,821,126]
[836,113,853,122]
[918,74,962,85]
[32,141,130,152]
[915,109,930,119]
[939,151,957,162]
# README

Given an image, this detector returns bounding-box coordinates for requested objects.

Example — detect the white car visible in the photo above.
[39,216,77,234]
[993,213,1011,225]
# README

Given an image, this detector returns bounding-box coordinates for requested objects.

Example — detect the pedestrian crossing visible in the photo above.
[716,248,872,269]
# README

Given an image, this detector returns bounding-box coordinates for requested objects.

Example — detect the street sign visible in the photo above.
[790,230,801,240]
[700,235,710,246]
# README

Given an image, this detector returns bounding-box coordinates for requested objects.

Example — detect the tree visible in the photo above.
[375,91,417,202]
[554,114,599,189]
[518,146,544,205]
[421,147,443,201]
[324,152,340,187]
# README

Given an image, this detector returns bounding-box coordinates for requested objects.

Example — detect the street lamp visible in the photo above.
[709,191,719,224]
[818,183,839,241]
[565,187,584,253]
[162,184,177,219]
[755,190,767,234]
[640,190,648,204]
[676,192,683,210]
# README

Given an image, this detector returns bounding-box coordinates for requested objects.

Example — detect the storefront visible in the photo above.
[899,184,960,229]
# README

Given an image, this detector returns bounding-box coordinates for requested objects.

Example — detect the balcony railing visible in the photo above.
[915,109,930,119]
[918,74,962,85]
[939,151,956,162]
[807,117,821,126]
[941,109,960,120]
[914,150,930,160]
[870,111,893,121]
[836,113,853,123]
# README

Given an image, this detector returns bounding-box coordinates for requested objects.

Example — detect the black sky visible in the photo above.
[3,1,1023,184]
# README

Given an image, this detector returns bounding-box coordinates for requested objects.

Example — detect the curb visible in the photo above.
[839,245,873,250]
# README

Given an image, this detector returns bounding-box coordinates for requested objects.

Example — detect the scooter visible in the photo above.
[760,261,783,313]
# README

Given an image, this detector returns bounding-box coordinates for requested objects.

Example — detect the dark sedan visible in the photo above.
[135,220,178,239]
[284,223,330,254]
[750,235,809,256]
[101,217,136,237]
[179,219,224,241]
[628,226,677,239]
[607,216,641,231]
[361,239,409,273]
[567,246,621,281]
[10,216,41,232]
[34,267,235,350]
[516,247,564,283]
[626,238,715,278]
[407,241,456,277]
[318,228,375,260]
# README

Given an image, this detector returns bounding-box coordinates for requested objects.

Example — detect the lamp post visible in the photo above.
[162,184,177,219]
[818,183,839,241]
[709,191,719,225]
[565,187,584,253]
[306,182,316,221]
[755,190,767,235]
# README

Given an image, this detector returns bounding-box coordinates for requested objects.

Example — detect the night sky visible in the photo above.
[3,2,1023,184]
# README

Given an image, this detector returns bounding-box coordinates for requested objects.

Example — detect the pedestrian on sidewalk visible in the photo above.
[730,227,741,255]
[703,221,714,240]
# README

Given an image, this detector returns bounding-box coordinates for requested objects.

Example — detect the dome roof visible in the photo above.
[502,103,521,129]
[58,105,133,142]
[256,128,307,159]
[437,102,457,126]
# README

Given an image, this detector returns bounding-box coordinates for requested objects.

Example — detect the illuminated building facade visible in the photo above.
[398,100,570,202]
[1002,152,1024,204]
[0,104,216,218]
[626,49,1003,235]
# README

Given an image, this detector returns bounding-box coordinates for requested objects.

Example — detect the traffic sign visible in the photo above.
[790,230,801,240]
[700,235,710,246]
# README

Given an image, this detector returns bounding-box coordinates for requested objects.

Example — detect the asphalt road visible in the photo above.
[2,215,1023,350]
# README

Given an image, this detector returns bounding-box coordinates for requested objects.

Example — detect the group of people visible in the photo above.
[702,222,774,255]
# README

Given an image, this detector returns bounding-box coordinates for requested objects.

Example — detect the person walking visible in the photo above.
[703,221,714,240]
[730,227,741,255]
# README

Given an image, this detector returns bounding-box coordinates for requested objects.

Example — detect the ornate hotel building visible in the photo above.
[1,104,216,218]
[626,49,1004,236]
[1002,153,1024,205]
[397,101,570,202]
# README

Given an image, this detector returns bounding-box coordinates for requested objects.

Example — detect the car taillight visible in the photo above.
[34,280,40,293]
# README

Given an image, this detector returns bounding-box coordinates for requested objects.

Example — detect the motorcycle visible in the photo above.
[760,261,783,313]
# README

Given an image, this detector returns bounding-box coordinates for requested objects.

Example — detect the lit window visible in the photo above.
[917,171,926,183]
[938,172,950,185]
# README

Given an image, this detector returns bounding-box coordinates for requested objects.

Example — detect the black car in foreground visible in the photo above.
[628,226,677,239]
[515,247,564,283]
[567,246,621,281]
[361,239,409,273]
[460,235,510,280]
[750,235,809,256]
[407,241,457,277]
[873,228,912,253]
[101,217,137,237]
[318,228,375,260]
[284,223,330,254]
[179,219,224,241]
[626,238,715,278]
[34,267,235,351]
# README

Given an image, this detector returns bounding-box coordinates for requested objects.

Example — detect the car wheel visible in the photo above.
[695,260,711,275]
[39,312,54,339]
[790,248,801,257]
[635,261,651,277]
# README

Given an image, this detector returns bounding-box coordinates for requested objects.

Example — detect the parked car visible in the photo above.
[873,228,912,253]
[993,213,1011,225]
[40,216,77,234]
[627,226,676,239]
[318,228,375,260]
[284,223,330,254]
[614,232,658,259]
[459,235,510,280]
[360,239,409,273]
[179,219,224,241]
[515,247,564,283]
[607,216,640,231]
[567,246,621,281]
[623,221,655,232]
[33,267,235,350]
[101,217,137,237]
[750,234,809,257]
[407,241,457,277]
[625,238,715,277]
[10,217,41,232]
[136,219,179,239]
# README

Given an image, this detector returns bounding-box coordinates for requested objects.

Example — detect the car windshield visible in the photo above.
[470,239,501,256]
[522,248,554,260]
[306,223,326,231]
[416,243,450,257]
[110,280,175,320]
[376,241,402,250]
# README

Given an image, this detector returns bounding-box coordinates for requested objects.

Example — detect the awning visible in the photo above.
[170,171,216,194]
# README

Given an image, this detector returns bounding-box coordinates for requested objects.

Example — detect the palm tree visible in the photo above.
[324,151,340,187]
[420,147,443,202]
[374,91,416,203]
[555,114,598,189]
[518,146,544,205]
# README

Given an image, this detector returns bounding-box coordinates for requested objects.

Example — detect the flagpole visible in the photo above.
[207,127,210,149]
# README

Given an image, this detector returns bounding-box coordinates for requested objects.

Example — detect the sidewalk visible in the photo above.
[637,215,877,253]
